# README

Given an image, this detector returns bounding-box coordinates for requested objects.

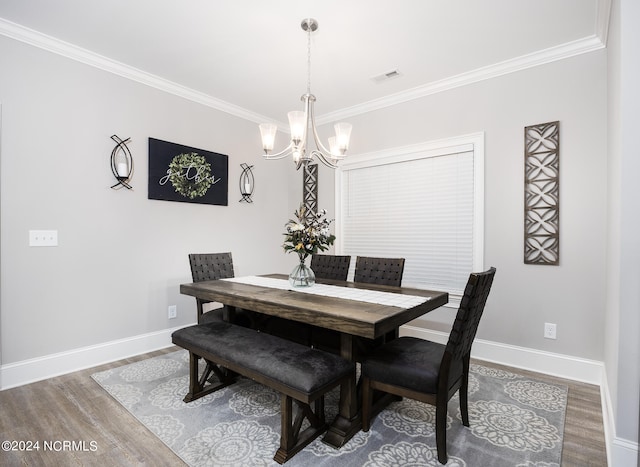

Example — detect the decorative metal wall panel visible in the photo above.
[524,121,559,265]
[303,164,318,221]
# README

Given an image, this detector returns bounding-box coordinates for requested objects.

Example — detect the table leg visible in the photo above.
[322,333,362,448]
[222,305,235,322]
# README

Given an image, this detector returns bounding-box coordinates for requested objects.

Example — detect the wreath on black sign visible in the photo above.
[168,152,212,199]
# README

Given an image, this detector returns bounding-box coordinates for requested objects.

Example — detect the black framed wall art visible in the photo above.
[148,138,228,206]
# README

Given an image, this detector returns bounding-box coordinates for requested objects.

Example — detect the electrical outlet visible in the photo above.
[544,322,557,339]
[29,230,58,246]
[168,305,177,319]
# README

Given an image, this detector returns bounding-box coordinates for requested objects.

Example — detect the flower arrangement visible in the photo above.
[283,204,336,261]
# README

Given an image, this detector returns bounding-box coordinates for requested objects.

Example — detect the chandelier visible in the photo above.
[259,18,352,170]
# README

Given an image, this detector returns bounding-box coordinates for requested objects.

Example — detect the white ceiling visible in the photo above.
[0,0,608,128]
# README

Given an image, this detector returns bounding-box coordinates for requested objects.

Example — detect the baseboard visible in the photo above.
[610,437,639,467]
[400,325,605,385]
[0,325,186,390]
[3,323,606,391]
[601,368,639,467]
[601,370,615,467]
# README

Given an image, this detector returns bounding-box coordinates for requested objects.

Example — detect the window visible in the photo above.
[335,133,484,304]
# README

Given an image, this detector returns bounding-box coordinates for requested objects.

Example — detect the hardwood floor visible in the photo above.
[0,348,608,466]
[477,359,608,467]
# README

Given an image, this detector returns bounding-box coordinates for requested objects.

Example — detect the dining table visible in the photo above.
[179,273,449,448]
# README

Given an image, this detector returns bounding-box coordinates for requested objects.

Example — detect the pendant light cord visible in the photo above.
[306,22,312,95]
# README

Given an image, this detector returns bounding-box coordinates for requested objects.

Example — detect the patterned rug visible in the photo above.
[92,350,567,466]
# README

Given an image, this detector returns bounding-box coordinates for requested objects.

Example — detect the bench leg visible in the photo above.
[274,395,328,464]
[182,352,237,403]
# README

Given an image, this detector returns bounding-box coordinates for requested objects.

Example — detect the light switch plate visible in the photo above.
[29,230,58,247]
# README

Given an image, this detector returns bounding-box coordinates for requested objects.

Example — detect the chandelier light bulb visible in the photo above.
[259,123,277,152]
[334,122,352,153]
[328,137,340,158]
[288,111,306,143]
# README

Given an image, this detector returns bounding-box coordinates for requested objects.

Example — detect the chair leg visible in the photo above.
[460,356,470,426]
[361,376,372,431]
[460,388,469,427]
[196,299,205,324]
[435,397,448,465]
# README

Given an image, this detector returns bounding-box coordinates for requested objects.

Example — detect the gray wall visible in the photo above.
[0,36,293,363]
[327,51,608,361]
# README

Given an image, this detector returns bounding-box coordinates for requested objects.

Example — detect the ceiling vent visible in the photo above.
[371,69,401,83]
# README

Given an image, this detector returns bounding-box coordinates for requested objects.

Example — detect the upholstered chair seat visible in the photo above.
[362,337,446,393]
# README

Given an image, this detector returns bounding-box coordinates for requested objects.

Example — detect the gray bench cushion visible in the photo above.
[172,321,354,396]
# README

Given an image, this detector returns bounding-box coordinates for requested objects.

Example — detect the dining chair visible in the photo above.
[354,256,405,287]
[188,253,253,327]
[356,255,406,348]
[310,254,351,281]
[361,267,496,465]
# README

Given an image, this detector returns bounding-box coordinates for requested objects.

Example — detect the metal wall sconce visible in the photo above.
[239,163,254,202]
[110,134,133,189]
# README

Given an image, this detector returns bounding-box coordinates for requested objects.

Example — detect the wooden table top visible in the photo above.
[180,274,449,339]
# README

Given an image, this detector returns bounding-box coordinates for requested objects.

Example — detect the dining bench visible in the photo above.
[171,321,354,464]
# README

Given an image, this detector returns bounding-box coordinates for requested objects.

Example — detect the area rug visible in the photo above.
[92,350,567,466]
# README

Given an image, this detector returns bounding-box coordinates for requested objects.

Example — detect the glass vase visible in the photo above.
[289,256,315,287]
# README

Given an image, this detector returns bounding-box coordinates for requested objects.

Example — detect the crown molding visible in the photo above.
[317,34,606,125]
[318,0,612,124]
[1,9,607,128]
[0,17,278,127]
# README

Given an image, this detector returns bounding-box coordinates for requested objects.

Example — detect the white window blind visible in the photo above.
[337,135,483,299]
